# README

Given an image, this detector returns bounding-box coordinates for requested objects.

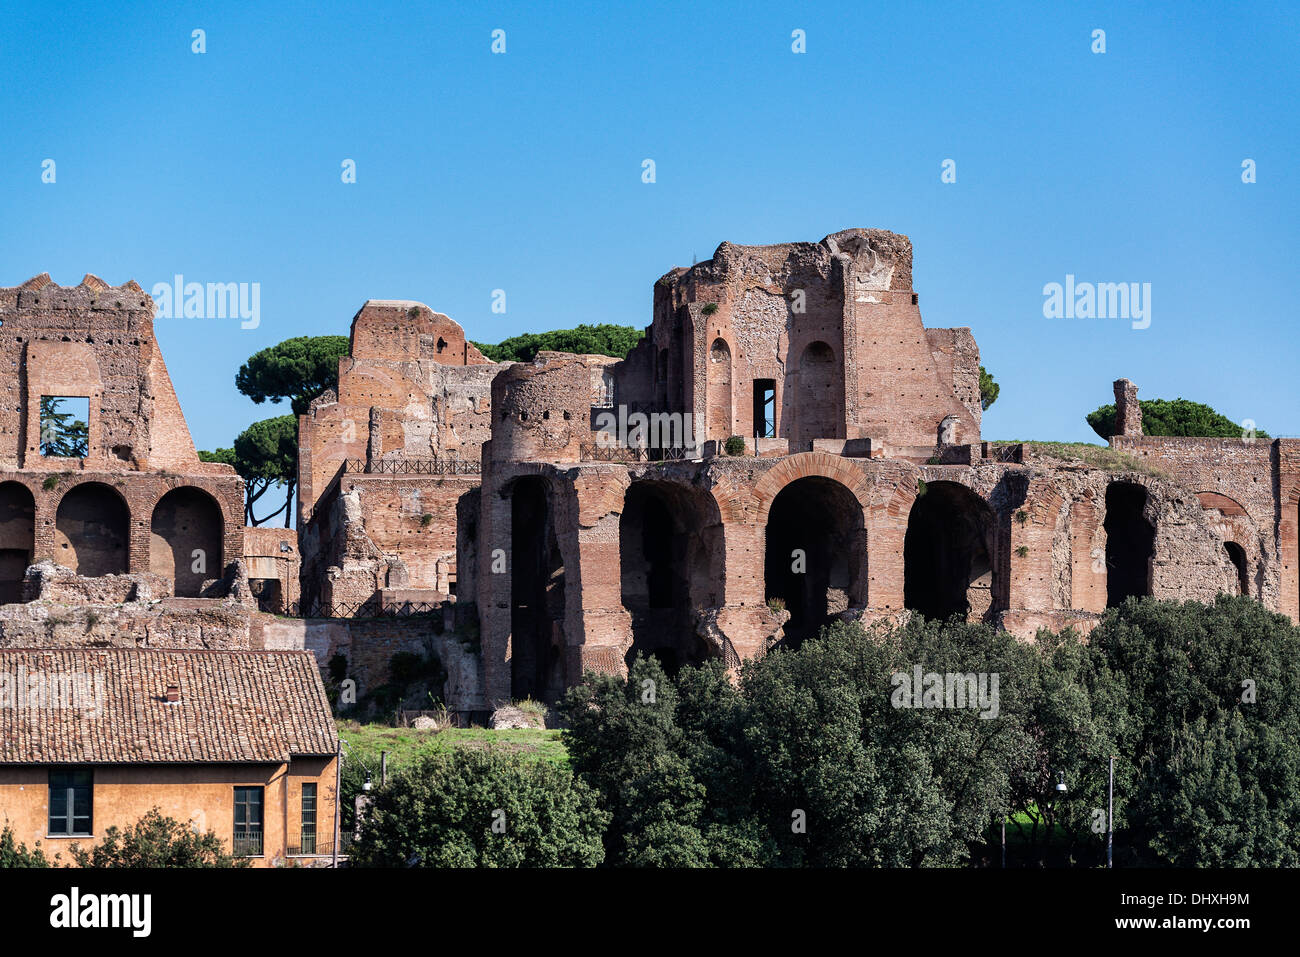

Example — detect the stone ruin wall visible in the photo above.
[0,275,247,649]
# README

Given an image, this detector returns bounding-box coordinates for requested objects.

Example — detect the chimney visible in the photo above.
[165,683,180,704]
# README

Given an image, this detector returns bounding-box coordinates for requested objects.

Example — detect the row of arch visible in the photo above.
[0,480,224,601]
[505,467,1257,700]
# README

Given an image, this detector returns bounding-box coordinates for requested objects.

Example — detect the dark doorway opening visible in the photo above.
[1104,482,1154,607]
[150,487,224,597]
[764,476,864,648]
[904,481,997,621]
[620,481,721,674]
[510,477,566,702]
[753,379,776,438]
[1224,541,1249,597]
[0,481,35,604]
[55,483,129,577]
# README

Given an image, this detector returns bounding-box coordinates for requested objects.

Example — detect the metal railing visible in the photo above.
[288,835,351,857]
[277,599,447,620]
[580,444,695,463]
[232,830,263,857]
[343,457,480,475]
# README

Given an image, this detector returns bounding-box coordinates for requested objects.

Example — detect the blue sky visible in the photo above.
[2,0,1297,456]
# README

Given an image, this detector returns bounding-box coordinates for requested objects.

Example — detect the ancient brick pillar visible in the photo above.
[1113,379,1142,436]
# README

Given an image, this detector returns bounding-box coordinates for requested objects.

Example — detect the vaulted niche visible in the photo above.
[764,476,864,648]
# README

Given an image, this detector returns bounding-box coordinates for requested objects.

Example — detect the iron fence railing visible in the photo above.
[232,830,263,857]
[274,599,446,620]
[287,834,352,858]
[580,444,695,463]
[343,457,480,475]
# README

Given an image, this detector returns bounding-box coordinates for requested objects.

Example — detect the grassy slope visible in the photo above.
[337,720,569,770]
[989,440,1168,477]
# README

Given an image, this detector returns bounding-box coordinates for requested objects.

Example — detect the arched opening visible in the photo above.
[620,481,722,672]
[0,481,36,603]
[764,476,865,648]
[510,477,566,703]
[150,487,224,597]
[1104,482,1154,607]
[904,480,997,621]
[707,338,732,442]
[54,482,129,576]
[794,340,843,449]
[1224,541,1249,597]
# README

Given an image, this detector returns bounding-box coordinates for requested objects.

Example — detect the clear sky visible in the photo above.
[2,0,1296,456]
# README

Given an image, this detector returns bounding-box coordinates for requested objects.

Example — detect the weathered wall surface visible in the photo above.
[0,276,244,604]
[0,759,337,868]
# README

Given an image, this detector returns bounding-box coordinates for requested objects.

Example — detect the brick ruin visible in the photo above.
[0,274,256,648]
[294,228,1300,710]
[6,229,1297,715]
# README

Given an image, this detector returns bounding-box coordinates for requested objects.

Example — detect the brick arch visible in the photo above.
[0,480,36,602]
[150,485,224,596]
[752,451,872,527]
[53,480,131,576]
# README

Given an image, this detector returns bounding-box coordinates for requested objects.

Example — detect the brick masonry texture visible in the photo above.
[286,228,1300,708]
[7,230,1297,719]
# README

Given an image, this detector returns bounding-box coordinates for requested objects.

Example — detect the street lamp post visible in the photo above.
[1107,755,1116,869]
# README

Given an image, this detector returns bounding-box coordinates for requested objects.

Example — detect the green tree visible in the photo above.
[350,749,607,867]
[68,808,248,868]
[1079,596,1300,866]
[473,324,644,363]
[199,414,298,526]
[1086,398,1267,440]
[979,366,999,411]
[38,396,89,458]
[235,335,351,416]
[560,655,771,867]
[0,825,53,867]
[739,617,1038,867]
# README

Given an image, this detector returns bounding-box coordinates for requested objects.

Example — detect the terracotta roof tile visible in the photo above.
[0,649,338,764]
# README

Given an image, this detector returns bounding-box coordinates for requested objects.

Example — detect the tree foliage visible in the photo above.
[1086,398,1267,440]
[235,335,351,416]
[199,414,298,526]
[979,366,999,411]
[560,656,771,867]
[1079,596,1300,866]
[472,324,643,363]
[558,598,1300,868]
[38,396,89,458]
[350,748,607,867]
[0,825,52,867]
[68,808,247,868]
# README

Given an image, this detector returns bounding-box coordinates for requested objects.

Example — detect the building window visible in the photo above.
[233,786,264,856]
[48,769,92,836]
[301,783,317,854]
[39,396,90,458]
[753,380,776,438]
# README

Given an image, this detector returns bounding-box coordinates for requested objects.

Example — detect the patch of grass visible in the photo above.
[337,719,568,770]
[991,440,1169,478]
[42,475,59,490]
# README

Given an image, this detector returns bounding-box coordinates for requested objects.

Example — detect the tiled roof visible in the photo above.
[0,649,338,765]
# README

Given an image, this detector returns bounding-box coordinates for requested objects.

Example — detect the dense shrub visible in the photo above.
[1087,398,1267,440]
[69,809,247,868]
[561,597,1300,867]
[0,826,52,867]
[350,748,607,867]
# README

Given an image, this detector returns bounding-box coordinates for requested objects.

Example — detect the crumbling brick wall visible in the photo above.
[0,275,244,603]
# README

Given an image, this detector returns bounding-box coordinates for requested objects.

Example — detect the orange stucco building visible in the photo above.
[0,648,340,866]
